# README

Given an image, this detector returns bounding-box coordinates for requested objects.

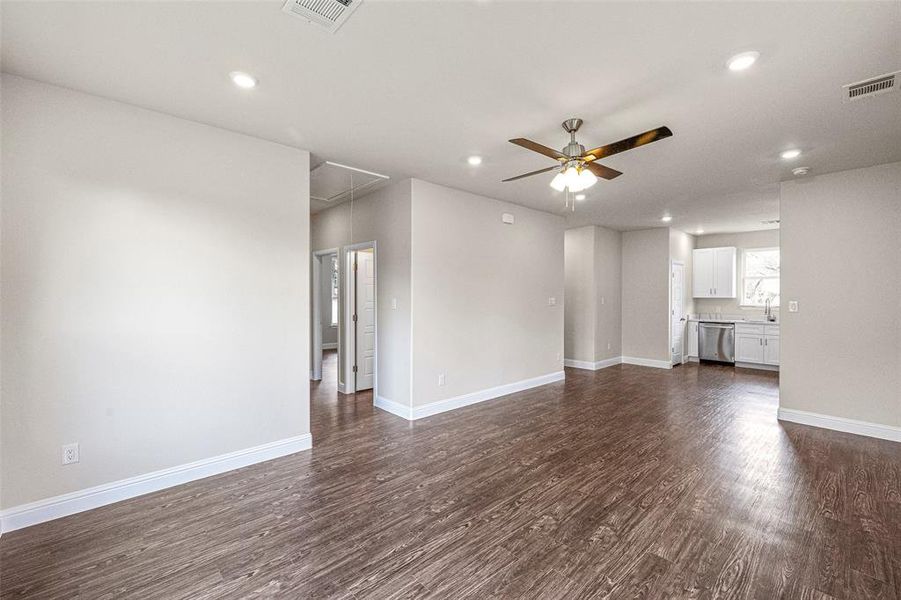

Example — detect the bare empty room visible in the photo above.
[1,1,900,599]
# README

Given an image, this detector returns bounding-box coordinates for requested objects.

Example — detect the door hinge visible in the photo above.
[352,314,357,322]
[352,365,358,373]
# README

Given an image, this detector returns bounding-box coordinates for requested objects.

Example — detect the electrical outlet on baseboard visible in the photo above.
[62,442,79,465]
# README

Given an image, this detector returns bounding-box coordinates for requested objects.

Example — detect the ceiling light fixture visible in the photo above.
[467,155,483,166]
[575,194,586,201]
[229,71,257,89]
[661,215,673,223]
[780,149,801,160]
[550,164,597,193]
[697,228,704,235]
[792,166,811,176]
[727,51,760,72]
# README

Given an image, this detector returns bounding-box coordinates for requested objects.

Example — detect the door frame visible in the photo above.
[343,240,378,397]
[311,247,339,381]
[670,260,686,365]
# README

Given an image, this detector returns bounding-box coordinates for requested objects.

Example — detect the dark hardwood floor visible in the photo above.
[2,352,900,599]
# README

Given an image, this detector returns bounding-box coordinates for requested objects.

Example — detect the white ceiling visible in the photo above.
[3,1,900,233]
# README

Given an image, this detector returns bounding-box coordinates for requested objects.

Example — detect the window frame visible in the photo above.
[739,246,780,308]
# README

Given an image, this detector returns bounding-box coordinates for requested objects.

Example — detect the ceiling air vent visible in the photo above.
[842,71,898,102]
[282,0,361,33]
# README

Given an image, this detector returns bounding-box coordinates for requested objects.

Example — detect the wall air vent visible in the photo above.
[842,71,898,102]
[282,0,361,33]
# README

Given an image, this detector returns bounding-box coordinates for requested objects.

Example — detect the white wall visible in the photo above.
[311,180,412,406]
[780,161,901,429]
[1,75,311,509]
[621,228,671,363]
[694,229,780,317]
[594,226,623,362]
[564,225,622,364]
[410,180,564,407]
[564,227,596,363]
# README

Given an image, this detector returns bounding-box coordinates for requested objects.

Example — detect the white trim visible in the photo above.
[374,396,414,420]
[735,361,779,371]
[0,434,313,534]
[777,408,901,443]
[411,371,565,420]
[337,382,346,394]
[621,356,673,369]
[322,342,337,350]
[564,356,622,370]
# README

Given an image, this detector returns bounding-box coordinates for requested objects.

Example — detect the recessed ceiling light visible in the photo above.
[727,51,759,71]
[780,149,801,160]
[467,155,483,166]
[229,71,257,89]
[575,194,586,201]
[661,215,673,223]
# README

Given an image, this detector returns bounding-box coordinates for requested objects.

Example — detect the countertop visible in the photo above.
[687,317,779,325]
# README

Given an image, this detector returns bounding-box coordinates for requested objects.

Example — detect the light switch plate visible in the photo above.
[788,300,799,312]
[548,297,556,306]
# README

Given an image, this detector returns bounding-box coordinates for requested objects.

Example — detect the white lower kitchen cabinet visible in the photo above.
[735,334,765,363]
[686,321,699,357]
[763,335,780,365]
[734,323,779,368]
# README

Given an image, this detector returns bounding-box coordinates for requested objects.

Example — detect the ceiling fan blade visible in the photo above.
[585,162,623,180]
[502,165,560,182]
[509,138,567,161]
[582,126,673,162]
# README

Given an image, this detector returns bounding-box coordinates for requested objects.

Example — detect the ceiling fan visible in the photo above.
[502,119,673,194]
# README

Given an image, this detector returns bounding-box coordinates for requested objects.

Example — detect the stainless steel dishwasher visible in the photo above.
[699,322,735,364]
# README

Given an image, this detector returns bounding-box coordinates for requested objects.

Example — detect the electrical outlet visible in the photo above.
[788,300,799,313]
[391,298,397,310]
[600,296,605,305]
[438,373,446,386]
[548,297,556,306]
[62,443,79,465]
[556,352,561,362]
[607,342,612,351]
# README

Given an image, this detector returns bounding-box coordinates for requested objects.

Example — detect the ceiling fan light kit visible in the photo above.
[503,118,673,210]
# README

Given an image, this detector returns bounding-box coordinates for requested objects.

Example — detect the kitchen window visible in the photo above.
[330,255,339,326]
[741,247,779,307]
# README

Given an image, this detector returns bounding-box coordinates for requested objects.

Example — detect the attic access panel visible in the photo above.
[310,161,389,204]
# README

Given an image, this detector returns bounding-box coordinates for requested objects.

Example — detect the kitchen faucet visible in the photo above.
[765,298,775,322]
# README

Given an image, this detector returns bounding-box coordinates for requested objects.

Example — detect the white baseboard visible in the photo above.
[337,382,346,394]
[322,342,337,350]
[374,395,414,420]
[0,434,313,534]
[778,408,901,443]
[411,371,565,420]
[736,361,779,372]
[621,356,673,370]
[564,357,622,371]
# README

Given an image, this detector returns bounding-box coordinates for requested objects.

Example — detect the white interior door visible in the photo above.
[355,249,375,391]
[671,262,685,364]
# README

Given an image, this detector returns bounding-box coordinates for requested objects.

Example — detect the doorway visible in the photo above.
[671,260,685,365]
[344,242,377,393]
[311,248,339,382]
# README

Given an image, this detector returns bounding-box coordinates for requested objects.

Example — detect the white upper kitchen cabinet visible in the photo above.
[692,247,736,298]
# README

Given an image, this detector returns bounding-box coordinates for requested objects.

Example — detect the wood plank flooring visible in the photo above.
[2,352,900,599]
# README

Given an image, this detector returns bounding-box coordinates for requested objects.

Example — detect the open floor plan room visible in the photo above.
[6,359,900,599]
[1,1,900,598]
